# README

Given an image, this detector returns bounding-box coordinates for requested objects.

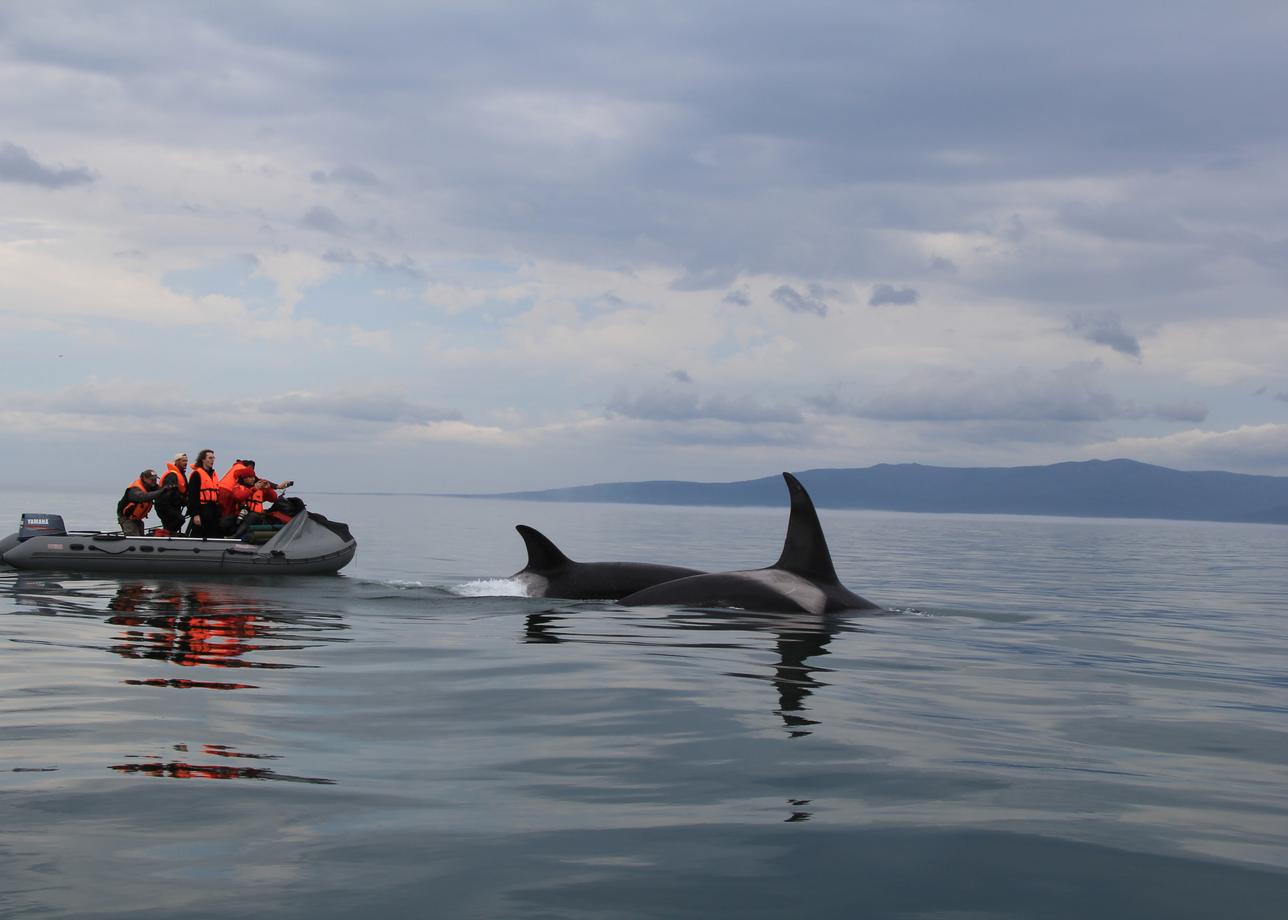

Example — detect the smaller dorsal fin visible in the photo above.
[516,525,572,572]
[772,473,840,584]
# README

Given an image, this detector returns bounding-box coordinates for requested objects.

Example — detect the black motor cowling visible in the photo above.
[19,513,67,541]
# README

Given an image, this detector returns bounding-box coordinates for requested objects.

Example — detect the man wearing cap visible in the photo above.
[155,452,189,533]
[116,470,174,536]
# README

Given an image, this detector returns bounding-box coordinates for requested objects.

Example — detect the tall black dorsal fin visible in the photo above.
[772,472,840,583]
[516,525,572,572]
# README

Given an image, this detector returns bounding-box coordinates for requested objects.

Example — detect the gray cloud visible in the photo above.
[668,369,693,384]
[323,248,425,279]
[0,142,94,188]
[670,267,740,291]
[608,388,802,424]
[771,284,828,317]
[30,382,191,418]
[723,287,751,307]
[1276,392,1288,403]
[869,284,919,307]
[1068,313,1142,358]
[4,3,1284,310]
[302,206,348,236]
[1060,201,1191,244]
[1245,235,1288,271]
[322,248,356,263]
[618,419,809,448]
[592,291,626,311]
[813,365,1169,423]
[310,164,380,187]
[1088,423,1288,476]
[1152,399,1208,423]
[257,391,462,424]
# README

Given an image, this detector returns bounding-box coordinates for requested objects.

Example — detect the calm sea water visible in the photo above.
[2,489,1287,919]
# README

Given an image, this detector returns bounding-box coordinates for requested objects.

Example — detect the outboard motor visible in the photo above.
[19,513,67,541]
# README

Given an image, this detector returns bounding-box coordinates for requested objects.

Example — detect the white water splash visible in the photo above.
[451,578,530,598]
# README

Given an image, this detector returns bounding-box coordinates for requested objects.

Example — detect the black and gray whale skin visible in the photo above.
[511,524,705,600]
[620,472,880,614]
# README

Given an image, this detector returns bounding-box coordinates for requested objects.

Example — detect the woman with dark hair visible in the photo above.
[187,449,223,538]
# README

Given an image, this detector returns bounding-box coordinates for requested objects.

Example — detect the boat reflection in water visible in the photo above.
[105,583,344,781]
[6,575,345,784]
[108,584,275,682]
[105,582,347,679]
[111,743,335,785]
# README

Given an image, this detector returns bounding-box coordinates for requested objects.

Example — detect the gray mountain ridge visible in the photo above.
[465,459,1288,525]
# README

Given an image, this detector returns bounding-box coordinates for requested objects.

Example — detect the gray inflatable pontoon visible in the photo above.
[0,511,356,575]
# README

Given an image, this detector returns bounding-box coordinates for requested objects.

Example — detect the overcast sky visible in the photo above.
[2,1,1287,492]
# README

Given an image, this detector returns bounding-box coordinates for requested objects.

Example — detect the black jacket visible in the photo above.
[187,468,219,516]
[156,469,187,512]
[159,468,186,490]
[117,484,169,517]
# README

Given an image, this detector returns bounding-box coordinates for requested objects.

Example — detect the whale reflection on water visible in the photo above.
[524,606,869,738]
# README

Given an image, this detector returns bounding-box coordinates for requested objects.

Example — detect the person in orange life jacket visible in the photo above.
[155,452,189,533]
[234,477,290,540]
[187,449,223,538]
[219,459,254,491]
[219,458,292,493]
[218,469,279,535]
[117,469,172,536]
[216,468,265,521]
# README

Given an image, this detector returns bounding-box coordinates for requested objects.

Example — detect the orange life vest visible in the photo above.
[244,489,265,515]
[222,483,273,517]
[162,462,188,495]
[192,467,220,505]
[118,479,153,520]
[220,463,255,490]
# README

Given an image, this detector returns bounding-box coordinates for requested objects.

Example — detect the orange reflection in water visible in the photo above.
[93,588,345,784]
[107,585,306,675]
[111,744,333,784]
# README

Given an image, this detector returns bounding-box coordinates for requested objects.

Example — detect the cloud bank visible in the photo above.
[1,2,1286,489]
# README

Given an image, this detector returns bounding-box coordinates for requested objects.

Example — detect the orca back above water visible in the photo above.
[619,473,880,614]
[511,524,705,600]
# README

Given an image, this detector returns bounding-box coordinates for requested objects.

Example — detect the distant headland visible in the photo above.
[463,459,1288,525]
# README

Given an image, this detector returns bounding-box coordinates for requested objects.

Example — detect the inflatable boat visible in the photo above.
[0,511,356,576]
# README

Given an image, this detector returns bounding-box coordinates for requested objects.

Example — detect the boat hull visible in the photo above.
[1,511,356,576]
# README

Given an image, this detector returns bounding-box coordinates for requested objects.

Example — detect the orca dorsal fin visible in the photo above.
[516,524,572,572]
[772,472,840,584]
